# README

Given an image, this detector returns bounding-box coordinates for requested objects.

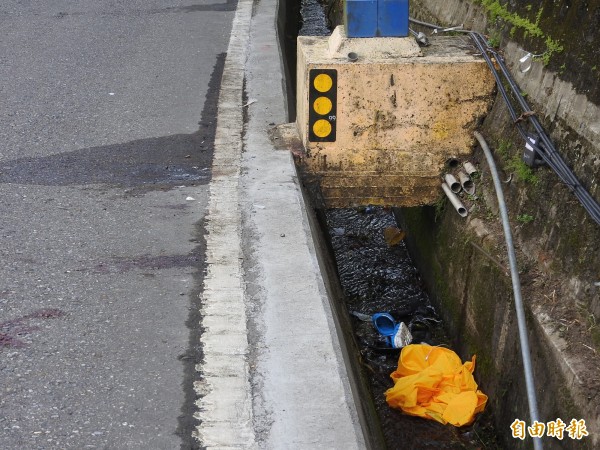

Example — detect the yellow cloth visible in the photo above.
[385,344,487,426]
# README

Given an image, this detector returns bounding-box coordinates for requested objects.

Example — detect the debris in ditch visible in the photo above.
[385,344,488,427]
[327,207,498,446]
[373,312,396,335]
[383,226,406,246]
[350,311,413,349]
[389,322,412,349]
[349,310,371,321]
[331,227,345,236]
[372,312,412,349]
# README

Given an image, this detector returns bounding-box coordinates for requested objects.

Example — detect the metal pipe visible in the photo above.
[411,30,430,46]
[441,182,468,217]
[444,173,461,193]
[458,170,475,195]
[408,17,463,33]
[475,132,543,450]
[463,161,479,178]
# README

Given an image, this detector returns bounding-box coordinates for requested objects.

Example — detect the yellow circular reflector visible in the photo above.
[313,119,332,138]
[313,96,333,115]
[313,74,333,92]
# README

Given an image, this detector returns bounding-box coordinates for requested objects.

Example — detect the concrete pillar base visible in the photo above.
[296,29,496,207]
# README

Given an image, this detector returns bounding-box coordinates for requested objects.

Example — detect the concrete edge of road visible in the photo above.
[194,0,366,447]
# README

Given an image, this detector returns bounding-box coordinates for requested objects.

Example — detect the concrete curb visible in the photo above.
[194,0,366,447]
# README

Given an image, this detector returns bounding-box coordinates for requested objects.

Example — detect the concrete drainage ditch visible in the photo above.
[277,0,600,448]
[278,1,502,448]
[321,207,501,448]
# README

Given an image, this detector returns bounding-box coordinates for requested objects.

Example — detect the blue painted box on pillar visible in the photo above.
[345,0,409,37]
[345,0,378,38]
[378,0,409,37]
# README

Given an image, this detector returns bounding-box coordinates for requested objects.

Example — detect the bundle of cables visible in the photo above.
[410,18,600,226]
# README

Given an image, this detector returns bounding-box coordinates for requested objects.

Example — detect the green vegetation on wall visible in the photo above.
[505,156,540,185]
[493,139,539,185]
[475,0,564,64]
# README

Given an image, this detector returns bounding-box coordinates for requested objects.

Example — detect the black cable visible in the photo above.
[469,32,600,224]
[490,48,600,219]
[469,33,526,134]
[490,51,600,219]
[409,16,600,223]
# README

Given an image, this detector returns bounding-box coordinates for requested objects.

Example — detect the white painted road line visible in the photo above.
[193,0,255,447]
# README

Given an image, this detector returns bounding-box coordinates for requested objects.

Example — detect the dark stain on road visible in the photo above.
[50,1,239,19]
[148,1,238,14]
[0,308,66,349]
[73,248,203,275]
[0,132,212,193]
[176,230,208,450]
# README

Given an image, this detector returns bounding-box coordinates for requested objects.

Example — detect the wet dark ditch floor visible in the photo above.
[325,208,498,449]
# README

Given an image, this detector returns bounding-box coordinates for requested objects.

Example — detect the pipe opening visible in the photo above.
[444,174,461,194]
[458,171,475,195]
[446,157,460,169]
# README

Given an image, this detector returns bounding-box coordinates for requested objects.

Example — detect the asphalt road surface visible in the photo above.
[0,1,235,448]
